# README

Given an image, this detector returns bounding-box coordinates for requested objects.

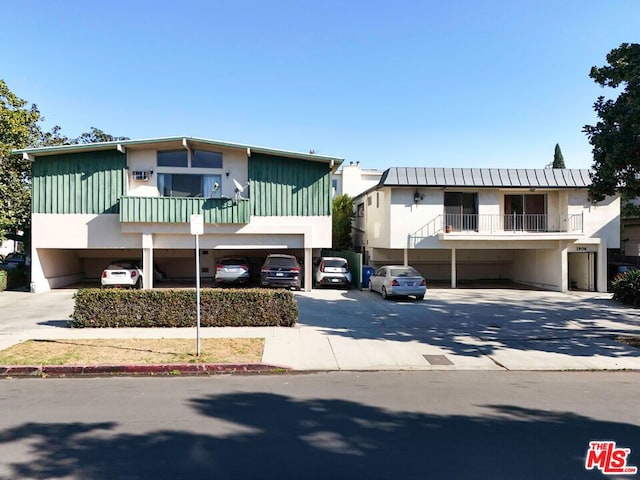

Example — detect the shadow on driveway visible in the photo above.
[295,288,640,360]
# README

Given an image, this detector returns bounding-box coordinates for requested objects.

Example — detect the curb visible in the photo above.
[0,363,291,378]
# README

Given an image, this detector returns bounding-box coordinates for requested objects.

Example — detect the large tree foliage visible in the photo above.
[332,194,353,250]
[0,80,41,241]
[552,143,566,168]
[584,43,640,203]
[0,79,128,242]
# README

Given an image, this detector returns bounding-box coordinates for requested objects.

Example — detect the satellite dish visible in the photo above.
[232,178,249,203]
[233,178,244,193]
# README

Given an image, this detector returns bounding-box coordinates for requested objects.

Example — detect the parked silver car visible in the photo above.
[369,265,426,300]
[215,256,251,285]
[313,256,351,288]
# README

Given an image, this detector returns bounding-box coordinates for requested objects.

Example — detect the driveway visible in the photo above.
[288,287,640,370]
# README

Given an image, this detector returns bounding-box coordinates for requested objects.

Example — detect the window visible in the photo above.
[158,174,221,198]
[504,194,546,231]
[444,192,478,231]
[157,149,223,168]
[192,150,223,168]
[158,150,188,167]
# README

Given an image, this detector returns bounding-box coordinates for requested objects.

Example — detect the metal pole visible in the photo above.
[195,233,201,356]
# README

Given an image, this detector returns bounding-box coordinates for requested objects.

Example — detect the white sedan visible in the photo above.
[101,260,144,288]
[369,265,426,300]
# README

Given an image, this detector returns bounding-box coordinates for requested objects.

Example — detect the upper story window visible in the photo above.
[444,192,478,231]
[158,150,188,167]
[192,150,223,168]
[158,173,221,198]
[157,149,223,168]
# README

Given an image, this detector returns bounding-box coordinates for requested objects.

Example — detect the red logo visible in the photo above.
[585,441,637,475]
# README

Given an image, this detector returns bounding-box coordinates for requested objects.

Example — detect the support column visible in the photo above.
[403,248,408,266]
[560,242,568,293]
[142,233,154,290]
[451,247,457,289]
[304,247,312,292]
[597,239,607,293]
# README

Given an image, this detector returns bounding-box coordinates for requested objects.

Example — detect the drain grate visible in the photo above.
[423,354,454,366]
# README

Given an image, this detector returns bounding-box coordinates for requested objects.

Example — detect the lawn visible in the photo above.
[0,338,264,365]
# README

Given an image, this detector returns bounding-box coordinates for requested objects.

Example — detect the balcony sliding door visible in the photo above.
[504,194,546,231]
[444,192,478,231]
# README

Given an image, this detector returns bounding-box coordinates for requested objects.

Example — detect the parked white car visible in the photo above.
[369,265,426,300]
[313,256,352,288]
[101,260,144,288]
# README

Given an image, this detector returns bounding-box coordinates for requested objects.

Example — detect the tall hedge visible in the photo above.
[71,288,298,328]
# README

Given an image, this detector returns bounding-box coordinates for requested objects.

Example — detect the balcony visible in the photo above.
[442,213,583,233]
[410,213,584,245]
[119,196,250,224]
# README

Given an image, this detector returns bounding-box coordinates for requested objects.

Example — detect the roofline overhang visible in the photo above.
[13,135,344,166]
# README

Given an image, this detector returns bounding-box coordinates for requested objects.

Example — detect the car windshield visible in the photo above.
[267,257,297,267]
[390,267,420,277]
[107,262,138,270]
[323,259,348,268]
[220,258,246,266]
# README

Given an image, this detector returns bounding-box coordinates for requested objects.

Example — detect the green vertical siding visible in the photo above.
[120,196,250,224]
[32,150,126,214]
[249,153,332,216]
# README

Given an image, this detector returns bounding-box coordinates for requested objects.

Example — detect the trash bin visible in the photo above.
[362,265,375,289]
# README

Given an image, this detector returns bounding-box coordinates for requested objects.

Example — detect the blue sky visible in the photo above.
[2,0,638,170]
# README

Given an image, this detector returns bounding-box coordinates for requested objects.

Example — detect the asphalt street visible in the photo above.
[0,371,638,479]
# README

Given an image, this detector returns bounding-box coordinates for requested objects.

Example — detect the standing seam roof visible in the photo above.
[378,167,591,188]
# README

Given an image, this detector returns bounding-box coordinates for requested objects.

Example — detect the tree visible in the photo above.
[332,194,353,250]
[552,144,566,168]
[584,43,640,203]
[0,80,42,242]
[74,127,128,144]
[0,79,129,243]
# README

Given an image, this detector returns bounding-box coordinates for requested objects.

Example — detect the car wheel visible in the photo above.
[416,295,424,301]
[381,287,388,299]
[135,278,142,289]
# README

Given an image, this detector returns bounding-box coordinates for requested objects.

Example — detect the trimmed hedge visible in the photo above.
[71,288,298,328]
[611,269,640,307]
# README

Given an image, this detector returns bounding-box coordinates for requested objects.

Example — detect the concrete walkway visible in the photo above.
[1,287,640,372]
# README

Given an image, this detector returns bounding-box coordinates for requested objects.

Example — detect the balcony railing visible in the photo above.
[119,196,250,224]
[410,213,584,242]
[441,213,583,233]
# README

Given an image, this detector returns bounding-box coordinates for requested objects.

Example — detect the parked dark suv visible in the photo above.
[260,254,302,290]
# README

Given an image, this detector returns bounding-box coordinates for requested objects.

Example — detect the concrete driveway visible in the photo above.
[1,286,640,370]
[285,287,640,370]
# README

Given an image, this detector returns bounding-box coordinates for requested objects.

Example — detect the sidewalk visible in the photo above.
[1,287,640,374]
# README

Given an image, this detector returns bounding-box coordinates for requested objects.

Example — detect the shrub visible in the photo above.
[71,288,298,328]
[610,269,640,307]
[0,271,6,291]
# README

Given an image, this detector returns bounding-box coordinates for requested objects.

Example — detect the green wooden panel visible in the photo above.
[248,153,331,216]
[32,151,126,214]
[120,196,250,224]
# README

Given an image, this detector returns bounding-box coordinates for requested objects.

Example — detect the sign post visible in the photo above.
[190,214,204,356]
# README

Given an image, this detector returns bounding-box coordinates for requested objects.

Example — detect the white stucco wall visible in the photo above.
[511,248,563,291]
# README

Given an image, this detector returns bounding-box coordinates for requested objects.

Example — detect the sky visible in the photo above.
[2,0,638,171]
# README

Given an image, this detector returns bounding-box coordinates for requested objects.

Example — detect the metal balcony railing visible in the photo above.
[441,213,583,233]
[409,213,584,244]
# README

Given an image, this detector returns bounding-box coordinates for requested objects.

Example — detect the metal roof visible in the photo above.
[379,167,591,188]
[13,136,344,165]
